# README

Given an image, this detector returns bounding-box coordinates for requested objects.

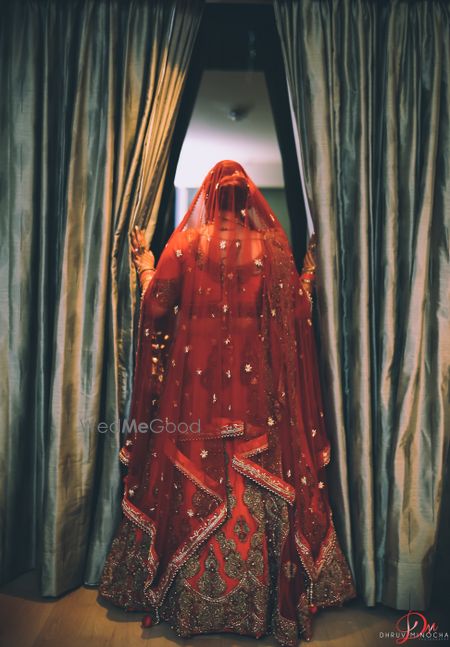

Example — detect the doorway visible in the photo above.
[153,2,308,270]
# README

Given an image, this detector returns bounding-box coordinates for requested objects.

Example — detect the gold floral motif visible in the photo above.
[215,531,243,579]
[233,516,250,542]
[197,546,226,598]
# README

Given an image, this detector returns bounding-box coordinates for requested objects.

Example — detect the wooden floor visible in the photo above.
[0,571,448,647]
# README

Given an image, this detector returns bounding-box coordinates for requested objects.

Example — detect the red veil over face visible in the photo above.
[101,160,355,644]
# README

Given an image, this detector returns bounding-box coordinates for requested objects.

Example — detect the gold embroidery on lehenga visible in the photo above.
[243,479,265,524]
[161,574,268,639]
[247,532,265,577]
[197,545,227,598]
[99,481,356,646]
[233,515,250,542]
[215,532,243,579]
[179,553,200,579]
[159,480,270,639]
[263,490,302,645]
[139,500,228,607]
[98,517,153,611]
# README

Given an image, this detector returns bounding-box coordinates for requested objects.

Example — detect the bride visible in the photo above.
[98,160,356,645]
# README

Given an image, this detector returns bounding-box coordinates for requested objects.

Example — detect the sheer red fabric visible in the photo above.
[99,160,356,645]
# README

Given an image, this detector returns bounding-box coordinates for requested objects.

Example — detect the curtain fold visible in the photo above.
[274,0,450,609]
[0,0,203,596]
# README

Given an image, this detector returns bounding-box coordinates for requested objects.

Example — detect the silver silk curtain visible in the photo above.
[274,0,450,609]
[0,0,203,595]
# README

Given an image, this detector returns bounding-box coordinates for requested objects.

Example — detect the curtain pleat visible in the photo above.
[274,0,450,609]
[0,0,203,596]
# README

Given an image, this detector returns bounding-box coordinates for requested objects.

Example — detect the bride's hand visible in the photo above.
[299,233,317,309]
[302,233,316,274]
[130,226,155,276]
[130,227,156,298]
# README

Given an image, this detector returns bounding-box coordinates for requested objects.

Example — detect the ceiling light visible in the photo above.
[227,106,250,122]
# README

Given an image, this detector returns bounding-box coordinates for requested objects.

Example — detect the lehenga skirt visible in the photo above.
[98,458,357,646]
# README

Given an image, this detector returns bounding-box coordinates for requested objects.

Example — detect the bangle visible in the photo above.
[139,267,155,275]
[140,278,153,302]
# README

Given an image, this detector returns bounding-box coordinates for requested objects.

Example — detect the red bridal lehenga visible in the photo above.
[98,160,357,645]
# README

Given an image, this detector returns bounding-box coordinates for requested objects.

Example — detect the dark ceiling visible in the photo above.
[199,3,275,71]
